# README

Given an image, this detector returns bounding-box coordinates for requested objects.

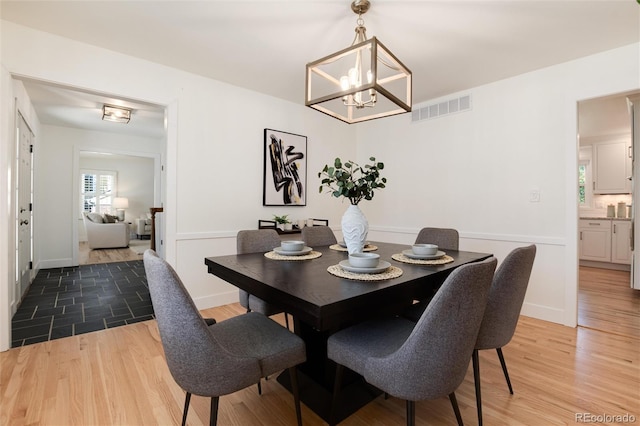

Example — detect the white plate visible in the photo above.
[273,246,313,256]
[338,260,391,274]
[402,249,446,260]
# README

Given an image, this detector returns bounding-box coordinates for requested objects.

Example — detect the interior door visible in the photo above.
[16,112,34,300]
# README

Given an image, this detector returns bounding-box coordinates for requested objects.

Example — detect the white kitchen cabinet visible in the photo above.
[611,220,632,264]
[579,219,612,262]
[593,140,632,194]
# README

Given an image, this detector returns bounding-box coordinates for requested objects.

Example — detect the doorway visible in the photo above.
[74,151,160,265]
[8,78,166,347]
[577,90,640,337]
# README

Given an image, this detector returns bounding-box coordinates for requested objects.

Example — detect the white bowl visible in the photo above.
[412,244,438,255]
[348,252,380,268]
[281,240,305,252]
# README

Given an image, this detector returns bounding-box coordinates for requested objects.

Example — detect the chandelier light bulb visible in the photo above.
[340,76,350,91]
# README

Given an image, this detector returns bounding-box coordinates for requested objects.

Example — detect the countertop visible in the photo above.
[580,216,631,221]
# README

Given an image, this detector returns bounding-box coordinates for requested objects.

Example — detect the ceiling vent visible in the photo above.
[411,94,472,122]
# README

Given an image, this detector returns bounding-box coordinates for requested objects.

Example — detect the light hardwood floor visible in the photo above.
[1,269,638,425]
[578,266,639,338]
[78,241,145,265]
[2,312,638,425]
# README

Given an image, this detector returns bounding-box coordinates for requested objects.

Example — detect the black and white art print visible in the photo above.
[263,129,307,206]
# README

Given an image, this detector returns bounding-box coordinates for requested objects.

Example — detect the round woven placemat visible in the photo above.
[391,253,454,265]
[329,244,378,252]
[265,251,322,261]
[327,264,403,281]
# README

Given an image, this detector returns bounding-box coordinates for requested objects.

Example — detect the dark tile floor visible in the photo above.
[11,260,153,348]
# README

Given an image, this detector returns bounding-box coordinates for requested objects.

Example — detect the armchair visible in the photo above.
[136,215,152,239]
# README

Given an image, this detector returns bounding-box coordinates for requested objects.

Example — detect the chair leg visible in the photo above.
[285,313,290,330]
[472,349,482,426]
[181,392,191,426]
[330,364,345,426]
[449,392,464,426]
[496,347,514,394]
[406,400,416,426]
[257,378,262,395]
[289,367,302,426]
[209,396,219,426]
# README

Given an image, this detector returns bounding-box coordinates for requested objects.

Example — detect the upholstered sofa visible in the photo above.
[83,212,131,249]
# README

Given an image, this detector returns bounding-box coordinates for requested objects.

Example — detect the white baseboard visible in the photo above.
[579,260,630,271]
[521,302,567,326]
[193,289,239,311]
[37,258,75,269]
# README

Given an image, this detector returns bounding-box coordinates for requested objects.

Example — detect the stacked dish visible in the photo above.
[274,240,313,256]
[339,253,390,274]
[402,243,446,260]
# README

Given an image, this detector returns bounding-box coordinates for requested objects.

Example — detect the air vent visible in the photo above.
[411,94,472,122]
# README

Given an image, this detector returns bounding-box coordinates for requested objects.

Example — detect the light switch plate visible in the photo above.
[529,189,540,202]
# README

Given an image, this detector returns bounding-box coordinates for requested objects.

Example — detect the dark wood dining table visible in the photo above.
[205,241,492,422]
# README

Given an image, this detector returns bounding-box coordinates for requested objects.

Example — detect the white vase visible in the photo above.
[341,204,368,254]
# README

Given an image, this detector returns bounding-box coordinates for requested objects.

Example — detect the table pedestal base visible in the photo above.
[277,367,382,424]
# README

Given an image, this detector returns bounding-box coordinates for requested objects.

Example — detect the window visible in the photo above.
[81,170,117,214]
[578,159,592,207]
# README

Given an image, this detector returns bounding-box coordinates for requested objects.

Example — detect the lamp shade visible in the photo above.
[113,197,129,209]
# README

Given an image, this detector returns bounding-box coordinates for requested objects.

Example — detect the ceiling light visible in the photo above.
[102,104,132,123]
[305,0,412,124]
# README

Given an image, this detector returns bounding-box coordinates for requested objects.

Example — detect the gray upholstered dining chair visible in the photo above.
[472,244,536,426]
[236,229,290,330]
[403,226,461,321]
[301,225,337,247]
[143,250,306,426]
[414,227,459,250]
[327,257,497,426]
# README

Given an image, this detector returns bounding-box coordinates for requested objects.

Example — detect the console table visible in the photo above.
[258,218,328,235]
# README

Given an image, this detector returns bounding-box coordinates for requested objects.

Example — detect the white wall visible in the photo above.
[0,20,356,339]
[1,19,639,350]
[358,43,640,325]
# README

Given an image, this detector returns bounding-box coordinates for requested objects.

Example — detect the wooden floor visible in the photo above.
[78,241,144,265]
[1,271,638,425]
[578,266,640,338]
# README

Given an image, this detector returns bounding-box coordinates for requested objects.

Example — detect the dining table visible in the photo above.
[204,241,492,423]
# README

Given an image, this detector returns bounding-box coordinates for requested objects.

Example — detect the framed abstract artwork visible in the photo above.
[263,129,307,206]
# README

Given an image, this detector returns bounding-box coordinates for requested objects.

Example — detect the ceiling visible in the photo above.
[16,77,167,139]
[2,0,639,137]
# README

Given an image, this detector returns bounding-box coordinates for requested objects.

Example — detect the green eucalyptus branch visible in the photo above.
[318,157,387,205]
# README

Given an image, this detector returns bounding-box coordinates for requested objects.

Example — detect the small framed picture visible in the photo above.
[263,129,307,206]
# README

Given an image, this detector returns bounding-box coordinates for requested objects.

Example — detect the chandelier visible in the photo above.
[305,0,412,124]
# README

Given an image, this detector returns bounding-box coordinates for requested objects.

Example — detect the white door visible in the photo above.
[16,113,34,300]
